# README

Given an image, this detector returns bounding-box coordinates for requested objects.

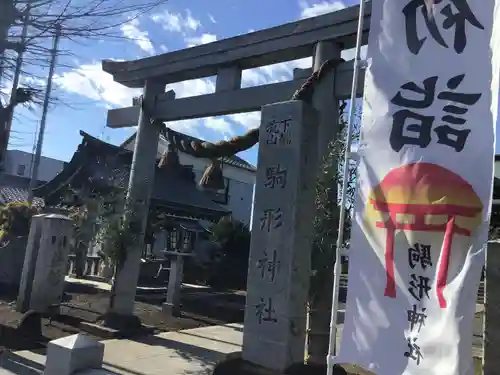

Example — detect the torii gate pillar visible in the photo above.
[107,82,172,317]
[312,41,342,162]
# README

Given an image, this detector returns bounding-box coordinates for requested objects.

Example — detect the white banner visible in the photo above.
[337,1,500,375]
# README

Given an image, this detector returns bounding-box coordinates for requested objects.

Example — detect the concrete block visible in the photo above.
[44,334,104,375]
[17,214,73,313]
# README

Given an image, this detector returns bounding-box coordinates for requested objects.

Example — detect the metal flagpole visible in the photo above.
[27,23,61,203]
[326,0,367,374]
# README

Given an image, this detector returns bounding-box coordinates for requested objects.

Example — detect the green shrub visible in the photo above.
[0,202,40,245]
[206,216,251,289]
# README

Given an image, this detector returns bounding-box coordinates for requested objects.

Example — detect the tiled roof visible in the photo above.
[0,174,44,207]
[33,132,230,221]
[0,187,44,207]
[121,131,257,172]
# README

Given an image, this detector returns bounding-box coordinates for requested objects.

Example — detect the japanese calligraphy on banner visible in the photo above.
[336,1,500,375]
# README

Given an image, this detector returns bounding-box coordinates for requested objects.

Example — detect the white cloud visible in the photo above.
[51,62,229,137]
[53,63,141,108]
[185,33,217,47]
[52,53,313,140]
[159,44,168,53]
[225,112,261,131]
[151,9,201,33]
[53,62,216,109]
[203,117,236,135]
[169,77,215,98]
[298,1,367,61]
[52,0,360,143]
[299,0,347,18]
[162,118,206,138]
[242,58,311,88]
[120,18,155,55]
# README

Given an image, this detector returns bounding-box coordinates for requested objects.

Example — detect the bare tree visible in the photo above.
[0,0,168,158]
[3,0,168,83]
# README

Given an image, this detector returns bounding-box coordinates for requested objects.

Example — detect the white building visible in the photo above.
[122,132,257,227]
[3,149,65,182]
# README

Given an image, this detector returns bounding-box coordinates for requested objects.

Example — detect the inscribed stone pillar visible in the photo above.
[17,214,73,313]
[109,83,171,316]
[17,214,45,312]
[242,100,319,371]
[483,240,500,375]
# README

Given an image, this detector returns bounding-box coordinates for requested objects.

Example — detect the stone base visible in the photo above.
[212,358,348,375]
[97,312,142,330]
[79,322,121,339]
[162,302,181,317]
[16,310,43,339]
[80,313,154,339]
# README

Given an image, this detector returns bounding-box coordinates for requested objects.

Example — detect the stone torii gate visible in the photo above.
[102,3,369,370]
[102,2,500,374]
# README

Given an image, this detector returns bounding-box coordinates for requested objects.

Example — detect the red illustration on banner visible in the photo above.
[366,163,483,308]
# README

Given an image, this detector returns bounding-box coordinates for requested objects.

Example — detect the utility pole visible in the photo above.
[2,5,30,157]
[27,24,61,203]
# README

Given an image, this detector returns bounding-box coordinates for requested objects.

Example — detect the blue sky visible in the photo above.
[4,0,498,168]
[3,0,364,167]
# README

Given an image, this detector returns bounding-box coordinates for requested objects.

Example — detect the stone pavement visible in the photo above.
[1,323,243,375]
[0,305,485,374]
[98,323,242,374]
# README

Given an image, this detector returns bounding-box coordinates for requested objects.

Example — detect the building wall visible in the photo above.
[123,138,256,226]
[4,150,65,182]
[191,168,254,225]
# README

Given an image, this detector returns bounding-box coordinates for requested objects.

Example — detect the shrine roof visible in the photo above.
[121,130,256,172]
[33,132,230,221]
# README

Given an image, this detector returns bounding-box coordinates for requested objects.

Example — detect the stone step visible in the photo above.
[0,350,45,375]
